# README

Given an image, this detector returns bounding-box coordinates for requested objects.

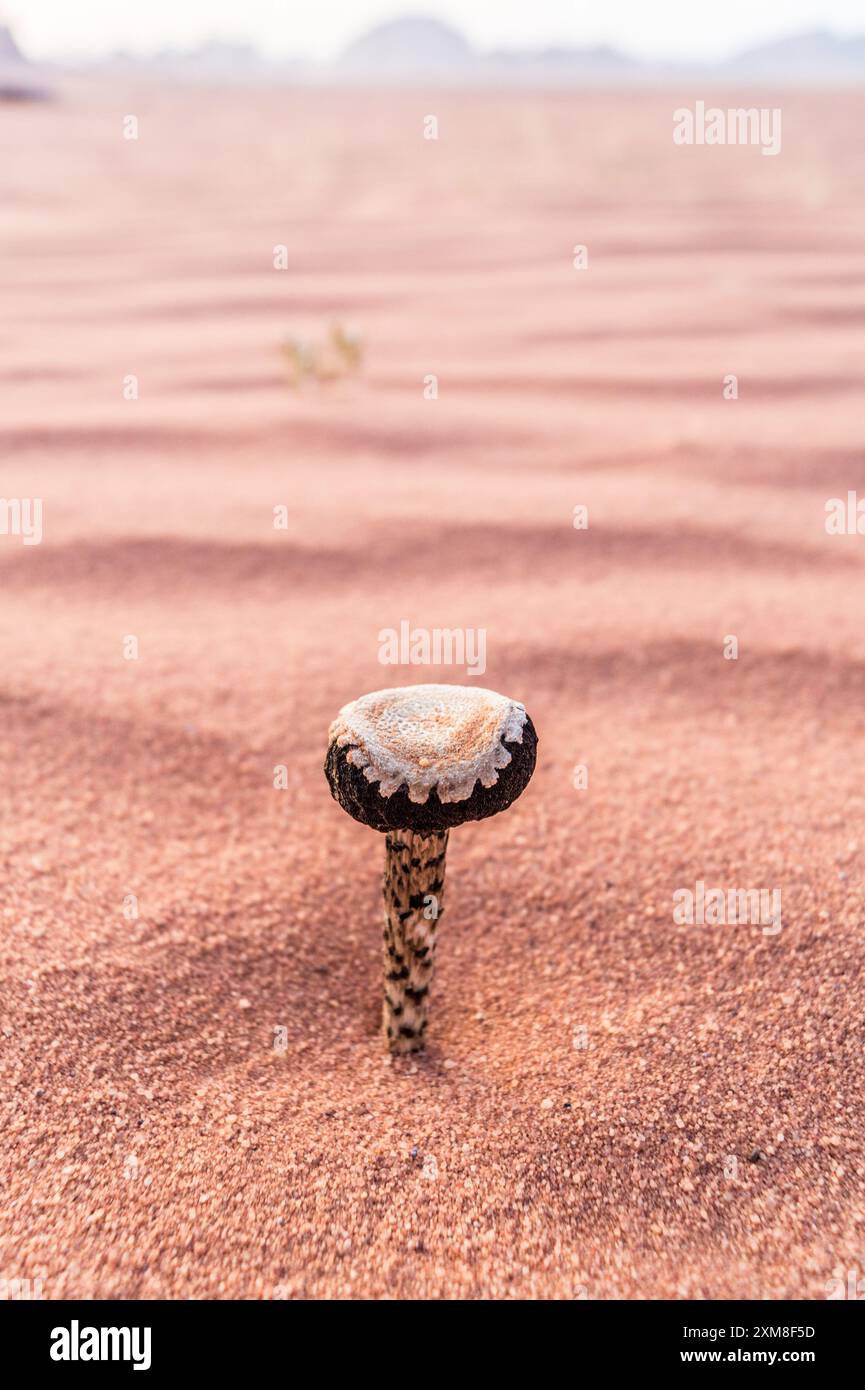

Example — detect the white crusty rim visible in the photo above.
[329,684,528,805]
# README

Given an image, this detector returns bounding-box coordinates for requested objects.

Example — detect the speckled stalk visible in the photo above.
[382,829,448,1054]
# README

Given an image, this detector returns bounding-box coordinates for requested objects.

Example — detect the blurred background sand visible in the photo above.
[1,77,864,1298]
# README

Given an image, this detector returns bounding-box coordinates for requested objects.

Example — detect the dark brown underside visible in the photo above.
[324,716,538,833]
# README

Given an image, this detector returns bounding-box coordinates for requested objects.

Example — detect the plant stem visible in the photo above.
[382,829,448,1054]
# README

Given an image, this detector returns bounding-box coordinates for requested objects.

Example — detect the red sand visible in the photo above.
[1,83,864,1300]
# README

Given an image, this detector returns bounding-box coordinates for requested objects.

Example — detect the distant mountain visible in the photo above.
[0,22,51,98]
[490,44,636,70]
[0,21,22,62]
[337,15,865,84]
[15,11,865,87]
[340,15,475,75]
[730,28,865,78]
[486,44,640,82]
[100,41,284,81]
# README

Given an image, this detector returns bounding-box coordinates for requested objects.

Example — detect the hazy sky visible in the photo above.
[6,0,865,63]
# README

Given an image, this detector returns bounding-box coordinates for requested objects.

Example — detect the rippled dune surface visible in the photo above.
[1,84,864,1298]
